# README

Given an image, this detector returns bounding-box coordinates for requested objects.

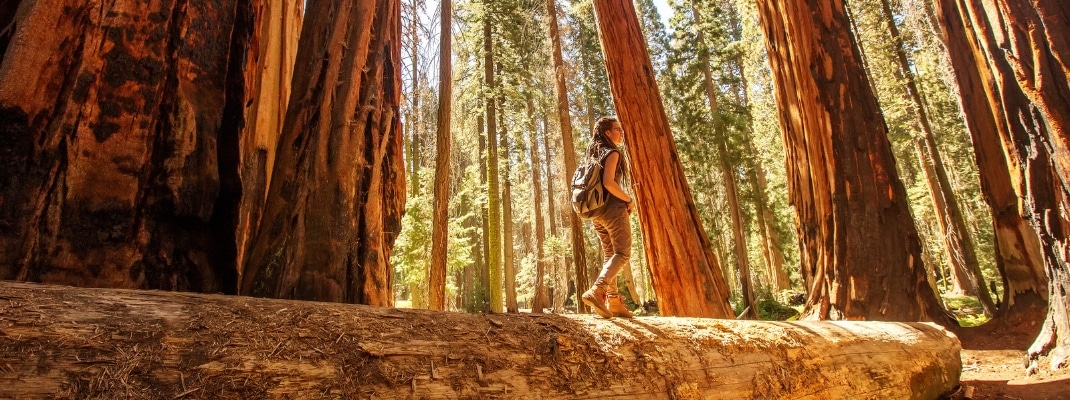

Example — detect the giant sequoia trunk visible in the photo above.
[591,0,734,318]
[0,282,962,399]
[935,0,1070,373]
[753,0,956,326]
[0,0,261,293]
[932,0,1048,331]
[240,0,405,306]
[237,0,304,272]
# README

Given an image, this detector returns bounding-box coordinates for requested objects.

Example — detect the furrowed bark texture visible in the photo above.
[935,0,1070,372]
[933,0,1048,329]
[236,0,303,271]
[0,0,258,293]
[0,282,961,399]
[753,0,956,326]
[240,0,405,306]
[590,0,734,318]
[428,0,452,311]
[545,0,589,314]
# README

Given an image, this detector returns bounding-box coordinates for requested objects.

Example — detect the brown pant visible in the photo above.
[591,201,631,295]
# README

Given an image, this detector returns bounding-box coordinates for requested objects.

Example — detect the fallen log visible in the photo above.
[0,282,960,399]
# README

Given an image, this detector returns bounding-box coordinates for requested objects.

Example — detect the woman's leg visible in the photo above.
[593,205,631,294]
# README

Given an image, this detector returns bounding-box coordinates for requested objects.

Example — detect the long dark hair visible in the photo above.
[585,116,628,182]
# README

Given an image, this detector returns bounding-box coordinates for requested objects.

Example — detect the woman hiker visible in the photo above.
[580,116,635,319]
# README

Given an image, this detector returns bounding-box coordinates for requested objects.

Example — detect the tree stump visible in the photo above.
[0,282,960,399]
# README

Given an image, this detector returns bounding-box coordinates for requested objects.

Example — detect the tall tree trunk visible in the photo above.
[237,0,303,273]
[428,0,452,311]
[502,96,517,313]
[483,15,503,313]
[240,0,405,306]
[735,58,791,293]
[542,114,568,312]
[753,0,956,326]
[591,0,734,318]
[545,0,590,314]
[0,0,259,293]
[528,93,550,313]
[478,114,489,311]
[407,0,421,197]
[935,0,1069,373]
[873,0,995,315]
[932,0,1047,330]
[691,1,757,320]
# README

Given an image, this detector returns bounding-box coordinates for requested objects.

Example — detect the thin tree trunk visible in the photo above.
[935,0,1069,373]
[0,0,257,293]
[408,0,421,197]
[691,1,757,319]
[239,0,404,306]
[874,0,995,315]
[545,0,590,314]
[502,96,517,313]
[478,114,489,311]
[542,113,569,312]
[528,93,550,313]
[753,0,956,326]
[591,0,735,318]
[428,0,453,311]
[733,22,791,294]
[482,15,503,313]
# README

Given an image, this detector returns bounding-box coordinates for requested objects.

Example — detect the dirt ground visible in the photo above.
[950,349,1070,400]
[947,322,1070,400]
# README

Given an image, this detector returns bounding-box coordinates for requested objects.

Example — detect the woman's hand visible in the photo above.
[627,201,634,214]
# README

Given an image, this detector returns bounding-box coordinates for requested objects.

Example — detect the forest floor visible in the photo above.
[937,294,1070,399]
[951,347,1070,400]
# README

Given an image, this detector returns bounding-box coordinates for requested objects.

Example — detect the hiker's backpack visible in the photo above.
[571,150,614,219]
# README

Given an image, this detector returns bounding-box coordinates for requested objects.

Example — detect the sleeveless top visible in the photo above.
[602,150,628,206]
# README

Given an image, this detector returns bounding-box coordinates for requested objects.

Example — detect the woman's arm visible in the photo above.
[601,151,632,204]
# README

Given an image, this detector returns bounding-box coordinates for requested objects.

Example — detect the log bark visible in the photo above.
[591,0,735,318]
[935,0,1070,373]
[754,0,956,326]
[239,0,405,306]
[0,282,961,399]
[0,0,258,293]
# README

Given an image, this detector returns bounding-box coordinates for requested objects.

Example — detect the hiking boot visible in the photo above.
[582,286,613,319]
[607,294,634,318]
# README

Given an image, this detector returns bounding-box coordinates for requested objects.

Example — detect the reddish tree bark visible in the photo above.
[240,0,404,306]
[0,0,261,294]
[933,0,1048,330]
[429,0,453,311]
[591,0,734,318]
[544,0,590,314]
[753,0,956,326]
[935,0,1069,373]
[236,0,303,272]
